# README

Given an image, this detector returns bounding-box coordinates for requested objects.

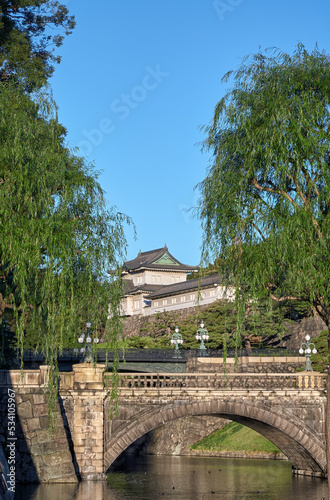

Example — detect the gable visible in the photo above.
[152,251,180,266]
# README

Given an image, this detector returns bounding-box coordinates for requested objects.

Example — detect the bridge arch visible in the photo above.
[104,398,326,474]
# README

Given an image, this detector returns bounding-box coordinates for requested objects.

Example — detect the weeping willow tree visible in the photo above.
[0,83,130,424]
[197,45,330,490]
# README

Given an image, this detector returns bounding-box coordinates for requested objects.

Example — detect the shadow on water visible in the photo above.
[106,454,328,500]
[15,482,110,500]
[13,455,329,500]
[14,483,79,500]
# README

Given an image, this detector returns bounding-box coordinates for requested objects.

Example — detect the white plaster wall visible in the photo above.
[121,284,234,317]
[144,270,188,286]
[122,273,146,287]
[122,296,134,316]
[144,285,234,316]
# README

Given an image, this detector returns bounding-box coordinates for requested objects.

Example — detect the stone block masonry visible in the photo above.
[0,385,77,483]
[104,371,327,477]
[0,364,108,483]
[140,415,230,456]
[60,364,106,481]
[186,356,306,373]
[122,304,210,338]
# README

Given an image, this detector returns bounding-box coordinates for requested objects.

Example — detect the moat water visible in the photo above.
[15,456,327,500]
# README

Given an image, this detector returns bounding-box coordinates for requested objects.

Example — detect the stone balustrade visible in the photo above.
[2,367,325,392]
[108,371,326,391]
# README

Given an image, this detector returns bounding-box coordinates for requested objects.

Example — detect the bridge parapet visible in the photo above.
[106,372,326,391]
[0,365,50,388]
[2,368,325,392]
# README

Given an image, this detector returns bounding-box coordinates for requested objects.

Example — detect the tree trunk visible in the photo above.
[243,337,252,356]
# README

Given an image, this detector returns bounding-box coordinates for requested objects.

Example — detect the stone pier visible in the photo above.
[64,364,106,480]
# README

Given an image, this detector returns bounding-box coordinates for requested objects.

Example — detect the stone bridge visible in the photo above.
[102,371,326,477]
[0,364,327,483]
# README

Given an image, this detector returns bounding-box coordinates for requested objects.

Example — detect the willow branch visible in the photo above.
[251,178,298,208]
[288,155,321,209]
[268,291,300,302]
[252,177,323,241]
[301,166,320,197]
[251,222,266,242]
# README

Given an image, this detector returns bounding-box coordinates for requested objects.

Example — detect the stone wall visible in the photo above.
[132,414,287,461]
[0,365,107,485]
[282,316,327,349]
[0,444,14,500]
[122,416,230,457]
[0,368,77,485]
[0,388,76,484]
[59,364,106,481]
[143,416,230,456]
[186,356,306,373]
[122,304,210,338]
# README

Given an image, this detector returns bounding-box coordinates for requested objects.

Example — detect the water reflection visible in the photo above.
[15,456,328,500]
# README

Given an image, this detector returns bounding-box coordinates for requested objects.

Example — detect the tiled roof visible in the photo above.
[148,274,222,299]
[123,280,161,296]
[122,245,197,273]
[122,279,135,293]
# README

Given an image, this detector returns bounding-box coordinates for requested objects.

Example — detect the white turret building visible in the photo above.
[120,245,234,316]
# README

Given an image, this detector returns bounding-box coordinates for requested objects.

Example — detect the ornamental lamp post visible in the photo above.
[171,326,183,358]
[76,322,100,363]
[195,320,209,354]
[299,333,317,372]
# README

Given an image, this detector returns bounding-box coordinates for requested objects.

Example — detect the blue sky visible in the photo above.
[50,0,330,266]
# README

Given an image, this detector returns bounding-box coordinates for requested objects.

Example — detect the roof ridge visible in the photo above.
[128,245,171,261]
[123,246,197,271]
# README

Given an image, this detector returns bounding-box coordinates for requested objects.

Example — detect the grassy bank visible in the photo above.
[191,422,282,457]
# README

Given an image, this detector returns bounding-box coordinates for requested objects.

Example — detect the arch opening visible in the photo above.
[104,400,326,475]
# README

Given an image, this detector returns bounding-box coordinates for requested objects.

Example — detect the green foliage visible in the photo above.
[198,45,330,351]
[178,299,296,350]
[139,310,180,348]
[311,329,329,372]
[178,300,236,350]
[126,299,298,351]
[191,421,281,455]
[0,84,130,375]
[0,319,16,367]
[122,336,156,349]
[187,257,226,281]
[281,299,313,321]
[0,0,75,89]
[0,1,127,427]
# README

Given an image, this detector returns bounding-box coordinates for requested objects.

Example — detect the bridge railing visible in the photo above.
[21,347,301,364]
[108,372,326,391]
